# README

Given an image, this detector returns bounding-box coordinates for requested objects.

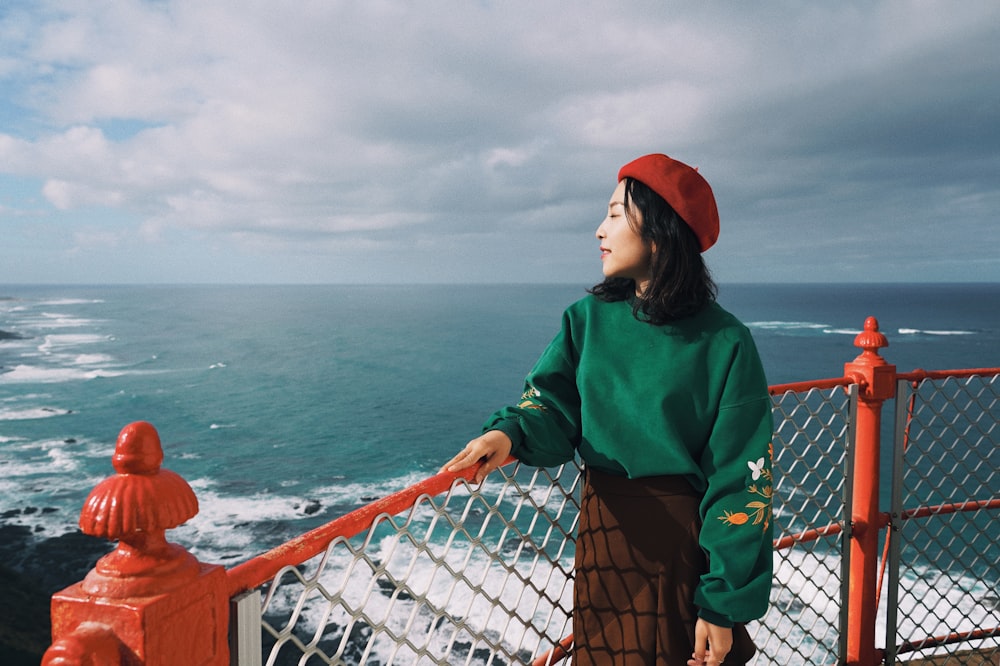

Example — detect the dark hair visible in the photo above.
[589,177,717,324]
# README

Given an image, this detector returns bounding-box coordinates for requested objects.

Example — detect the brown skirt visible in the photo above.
[572,468,756,665]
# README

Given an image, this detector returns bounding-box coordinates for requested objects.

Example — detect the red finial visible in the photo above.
[79,422,200,597]
[853,316,889,360]
[111,420,163,475]
[845,316,896,401]
[46,422,229,665]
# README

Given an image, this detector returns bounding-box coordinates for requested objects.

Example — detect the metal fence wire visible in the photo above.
[233,384,863,666]
[252,462,581,666]
[886,374,1000,664]
[763,385,855,664]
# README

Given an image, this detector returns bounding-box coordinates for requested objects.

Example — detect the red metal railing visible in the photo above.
[41,317,1000,665]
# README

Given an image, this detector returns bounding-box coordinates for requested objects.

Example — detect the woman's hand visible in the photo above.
[441,430,512,484]
[687,619,732,666]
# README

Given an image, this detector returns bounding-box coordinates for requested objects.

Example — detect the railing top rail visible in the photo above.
[768,376,854,395]
[897,366,1000,382]
[768,366,1000,397]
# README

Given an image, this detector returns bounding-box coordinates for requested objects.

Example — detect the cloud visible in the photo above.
[0,1,998,283]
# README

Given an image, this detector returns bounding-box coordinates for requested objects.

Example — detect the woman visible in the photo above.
[443,154,773,666]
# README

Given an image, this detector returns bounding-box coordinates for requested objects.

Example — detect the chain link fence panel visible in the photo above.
[887,374,1000,664]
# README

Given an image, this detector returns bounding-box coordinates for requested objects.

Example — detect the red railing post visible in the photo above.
[843,317,895,666]
[43,422,229,666]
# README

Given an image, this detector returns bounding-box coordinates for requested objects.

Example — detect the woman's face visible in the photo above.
[596,180,654,294]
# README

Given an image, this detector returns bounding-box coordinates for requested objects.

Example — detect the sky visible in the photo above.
[1,1,998,285]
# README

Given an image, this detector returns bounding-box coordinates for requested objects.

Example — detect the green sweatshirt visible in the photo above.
[485,295,773,627]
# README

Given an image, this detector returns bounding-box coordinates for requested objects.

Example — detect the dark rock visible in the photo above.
[472,647,502,664]
[0,523,113,596]
[0,521,115,662]
[376,577,414,601]
[0,564,53,665]
[0,523,32,551]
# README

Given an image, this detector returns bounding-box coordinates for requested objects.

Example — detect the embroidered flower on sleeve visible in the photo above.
[517,385,547,411]
[719,443,773,530]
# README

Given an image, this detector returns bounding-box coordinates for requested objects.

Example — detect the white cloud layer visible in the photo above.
[1,0,998,283]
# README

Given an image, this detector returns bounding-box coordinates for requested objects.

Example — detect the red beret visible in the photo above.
[617,153,720,252]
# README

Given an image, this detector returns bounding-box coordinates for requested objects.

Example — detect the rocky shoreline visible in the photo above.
[0,518,113,664]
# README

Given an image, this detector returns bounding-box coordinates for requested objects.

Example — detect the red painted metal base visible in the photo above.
[47,562,228,666]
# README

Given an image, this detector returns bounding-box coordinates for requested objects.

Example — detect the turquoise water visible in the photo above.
[2,283,998,565]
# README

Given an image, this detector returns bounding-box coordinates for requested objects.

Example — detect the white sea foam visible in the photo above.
[898,328,975,336]
[173,480,355,562]
[26,312,99,329]
[0,393,54,406]
[0,406,71,420]
[0,364,127,383]
[36,298,105,306]
[73,353,116,365]
[15,436,108,467]
[748,321,830,330]
[169,471,457,565]
[746,321,869,337]
[309,471,435,507]
[38,333,109,352]
[0,436,109,535]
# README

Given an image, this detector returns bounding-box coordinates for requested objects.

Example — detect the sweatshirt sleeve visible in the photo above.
[483,312,581,468]
[693,332,774,626]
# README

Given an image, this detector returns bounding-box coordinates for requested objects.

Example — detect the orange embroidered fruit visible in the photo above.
[721,511,749,525]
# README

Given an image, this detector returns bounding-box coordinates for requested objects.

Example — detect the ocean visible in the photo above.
[2,282,998,658]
